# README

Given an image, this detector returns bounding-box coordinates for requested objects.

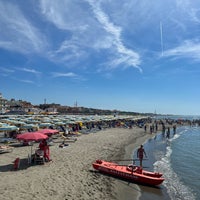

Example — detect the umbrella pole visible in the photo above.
[28,143,33,164]
[31,142,33,164]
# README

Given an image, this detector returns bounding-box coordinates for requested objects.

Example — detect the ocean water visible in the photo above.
[156,126,200,200]
[137,124,200,200]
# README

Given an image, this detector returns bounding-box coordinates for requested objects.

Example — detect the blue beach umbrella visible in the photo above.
[0,125,19,132]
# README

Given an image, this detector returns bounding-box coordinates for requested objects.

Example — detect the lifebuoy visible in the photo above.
[127,164,137,172]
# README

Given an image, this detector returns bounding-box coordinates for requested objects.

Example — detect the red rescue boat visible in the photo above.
[92,160,164,186]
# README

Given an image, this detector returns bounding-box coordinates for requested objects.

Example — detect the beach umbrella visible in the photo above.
[0,125,19,132]
[54,121,66,126]
[16,132,48,163]
[37,129,59,136]
[39,122,52,128]
[16,131,48,141]
[20,124,39,130]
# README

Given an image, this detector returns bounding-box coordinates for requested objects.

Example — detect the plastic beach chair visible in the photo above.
[34,150,45,164]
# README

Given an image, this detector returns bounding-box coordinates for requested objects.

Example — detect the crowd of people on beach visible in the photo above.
[143,117,200,137]
[2,116,198,149]
[136,117,200,168]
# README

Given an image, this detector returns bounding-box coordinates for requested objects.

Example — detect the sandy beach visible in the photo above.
[0,126,154,200]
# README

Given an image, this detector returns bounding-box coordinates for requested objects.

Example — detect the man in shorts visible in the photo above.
[137,145,147,167]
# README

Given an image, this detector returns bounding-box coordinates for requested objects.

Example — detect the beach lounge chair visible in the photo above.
[0,138,16,144]
[60,132,67,141]
[34,149,45,164]
[0,145,14,154]
[60,132,77,142]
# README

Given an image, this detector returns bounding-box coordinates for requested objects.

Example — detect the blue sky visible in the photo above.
[0,0,200,115]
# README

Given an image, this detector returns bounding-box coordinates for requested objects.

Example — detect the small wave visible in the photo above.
[154,157,195,199]
[153,129,196,200]
[168,133,180,142]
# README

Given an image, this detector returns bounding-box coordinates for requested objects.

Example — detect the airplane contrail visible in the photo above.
[160,21,164,56]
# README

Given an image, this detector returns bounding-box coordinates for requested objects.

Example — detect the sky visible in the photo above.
[0,0,200,115]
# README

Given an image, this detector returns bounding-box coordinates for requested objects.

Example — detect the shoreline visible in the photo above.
[113,128,160,200]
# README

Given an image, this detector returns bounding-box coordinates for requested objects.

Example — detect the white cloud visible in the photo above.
[19,79,35,84]
[51,72,77,78]
[0,41,15,52]
[40,0,141,72]
[0,67,15,77]
[51,71,86,82]
[0,2,47,54]
[175,0,200,23]
[40,0,90,31]
[53,41,85,62]
[15,67,42,75]
[189,8,200,23]
[163,40,200,61]
[86,0,141,71]
[8,67,42,85]
[0,67,15,73]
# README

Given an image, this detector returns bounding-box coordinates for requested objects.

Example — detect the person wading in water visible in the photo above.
[137,145,147,168]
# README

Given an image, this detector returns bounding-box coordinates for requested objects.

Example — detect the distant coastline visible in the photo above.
[0,92,155,116]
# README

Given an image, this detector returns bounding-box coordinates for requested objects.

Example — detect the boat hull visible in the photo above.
[92,160,164,186]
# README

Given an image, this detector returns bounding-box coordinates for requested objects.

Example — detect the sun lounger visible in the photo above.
[0,145,14,153]
[0,138,17,144]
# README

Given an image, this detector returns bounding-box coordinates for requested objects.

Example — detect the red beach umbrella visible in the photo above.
[16,132,49,164]
[37,129,59,136]
[17,131,48,141]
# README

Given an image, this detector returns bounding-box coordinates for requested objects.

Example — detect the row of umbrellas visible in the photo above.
[0,114,142,131]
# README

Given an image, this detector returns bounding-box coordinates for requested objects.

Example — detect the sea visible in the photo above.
[133,115,200,200]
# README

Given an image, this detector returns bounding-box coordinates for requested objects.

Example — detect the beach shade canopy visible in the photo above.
[0,125,19,132]
[37,129,59,136]
[39,123,52,128]
[16,131,48,142]
[20,124,39,130]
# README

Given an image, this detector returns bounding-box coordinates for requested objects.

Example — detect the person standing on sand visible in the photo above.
[137,145,147,167]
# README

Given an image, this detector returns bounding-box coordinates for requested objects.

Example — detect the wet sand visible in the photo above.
[114,129,165,200]
[0,126,156,200]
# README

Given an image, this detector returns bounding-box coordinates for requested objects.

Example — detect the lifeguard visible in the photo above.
[39,139,51,162]
[137,145,147,167]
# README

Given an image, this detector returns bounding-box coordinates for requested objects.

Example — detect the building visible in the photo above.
[0,93,8,114]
